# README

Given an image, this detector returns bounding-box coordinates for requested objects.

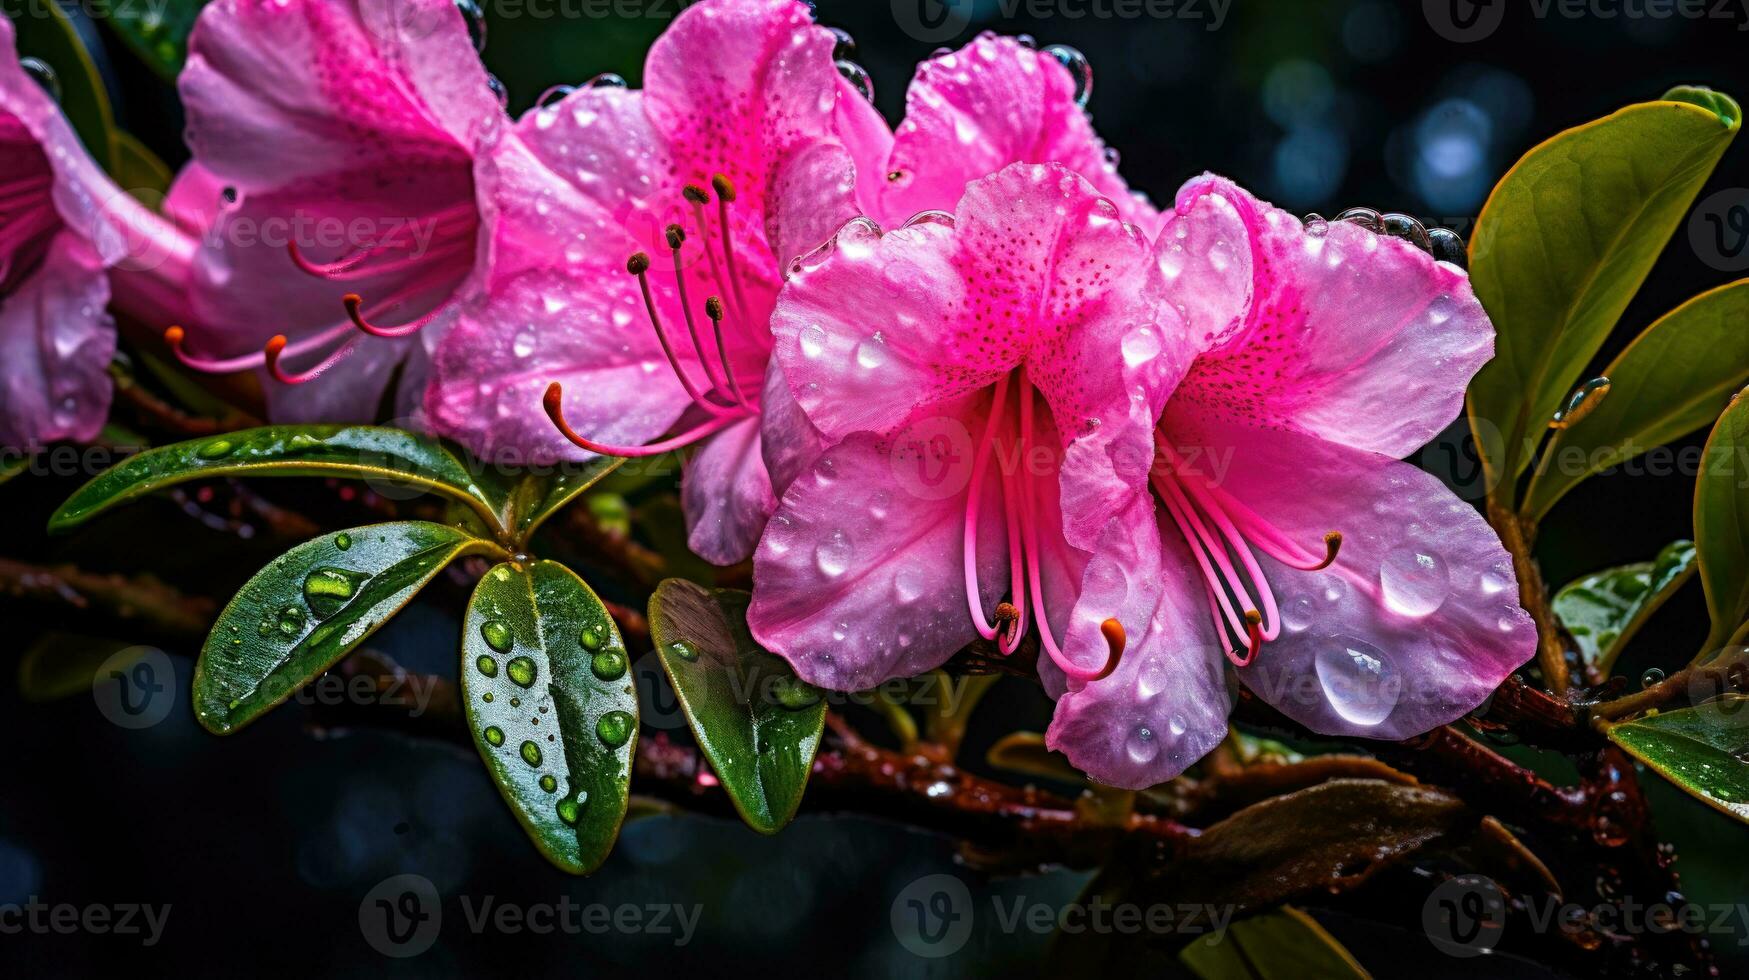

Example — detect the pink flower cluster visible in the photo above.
[0,0,1534,788]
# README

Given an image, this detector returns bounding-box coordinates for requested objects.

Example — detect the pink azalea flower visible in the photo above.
[748,161,1190,693]
[164,0,506,421]
[0,20,190,449]
[1045,176,1537,788]
[426,0,879,563]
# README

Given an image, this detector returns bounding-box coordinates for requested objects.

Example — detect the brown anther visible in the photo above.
[1239,609,1264,667]
[664,224,686,250]
[1313,531,1343,571]
[994,602,1020,624]
[163,325,185,347]
[710,173,736,202]
[682,183,710,206]
[704,295,724,321]
[1094,618,1126,680]
[626,251,651,276]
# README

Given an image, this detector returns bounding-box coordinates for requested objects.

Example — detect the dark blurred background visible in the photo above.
[4,0,1749,976]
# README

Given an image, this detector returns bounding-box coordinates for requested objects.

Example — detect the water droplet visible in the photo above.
[536,84,574,109]
[580,627,603,651]
[596,710,634,748]
[274,605,306,638]
[480,620,514,653]
[20,57,60,102]
[1044,44,1093,107]
[1551,377,1612,429]
[487,74,509,110]
[197,439,235,459]
[1303,213,1330,237]
[815,530,852,577]
[475,655,498,678]
[1315,635,1400,726]
[770,675,821,711]
[1479,571,1507,595]
[854,334,889,370]
[1126,725,1159,764]
[591,650,627,681]
[335,533,352,551]
[835,59,875,103]
[1378,548,1449,617]
[1641,667,1666,689]
[1282,595,1317,632]
[539,774,558,793]
[799,323,828,358]
[892,566,925,605]
[520,740,543,767]
[484,726,504,747]
[506,656,538,688]
[302,567,366,619]
[585,72,627,89]
[668,641,699,663]
[454,0,487,51]
[1120,325,1161,366]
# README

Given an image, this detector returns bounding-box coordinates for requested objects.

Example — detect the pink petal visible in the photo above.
[749,393,1008,691]
[1166,408,1535,739]
[0,232,115,448]
[642,0,841,216]
[1044,500,1233,789]
[758,356,822,499]
[764,140,861,274]
[773,163,1169,454]
[1158,175,1494,458]
[684,414,777,565]
[832,76,893,218]
[180,0,500,182]
[425,265,689,467]
[880,34,1155,229]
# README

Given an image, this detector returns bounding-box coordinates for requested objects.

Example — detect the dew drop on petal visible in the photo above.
[1281,595,1316,633]
[1125,724,1159,764]
[1315,635,1399,726]
[1120,325,1161,367]
[814,530,852,577]
[1378,548,1449,617]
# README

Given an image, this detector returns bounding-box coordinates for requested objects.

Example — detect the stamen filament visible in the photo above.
[166,322,353,374]
[344,292,447,339]
[544,382,744,456]
[705,296,750,408]
[628,252,735,416]
[962,374,1011,642]
[665,225,735,398]
[265,333,355,385]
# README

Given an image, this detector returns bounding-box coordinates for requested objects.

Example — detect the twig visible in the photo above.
[0,557,216,645]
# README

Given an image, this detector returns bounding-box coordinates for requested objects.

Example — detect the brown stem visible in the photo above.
[0,557,216,645]
[1488,499,1570,692]
[1590,647,1749,722]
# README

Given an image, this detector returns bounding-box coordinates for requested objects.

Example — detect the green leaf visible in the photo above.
[11,1,117,169]
[109,130,173,200]
[17,633,141,702]
[105,0,206,81]
[647,579,826,834]
[464,560,636,874]
[1607,698,1749,824]
[1466,88,1739,502]
[193,522,489,733]
[1552,540,1697,673]
[1695,392,1749,651]
[496,457,624,540]
[49,425,501,533]
[1179,907,1371,980]
[1525,282,1749,519]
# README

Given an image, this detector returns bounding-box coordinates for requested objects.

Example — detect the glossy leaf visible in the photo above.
[1695,391,1749,651]
[647,579,826,834]
[497,457,624,539]
[17,633,140,702]
[1526,282,1749,519]
[1608,698,1749,823]
[1467,88,1739,501]
[1179,907,1371,980]
[49,426,500,533]
[1552,540,1697,673]
[105,0,206,81]
[193,522,488,733]
[11,0,116,169]
[465,560,636,874]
